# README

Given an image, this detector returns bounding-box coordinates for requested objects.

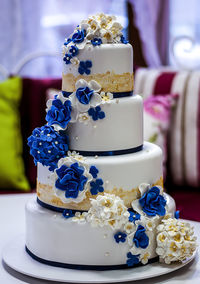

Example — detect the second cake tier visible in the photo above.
[67,95,143,152]
[37,142,163,211]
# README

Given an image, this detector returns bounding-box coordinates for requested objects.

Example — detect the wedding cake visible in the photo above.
[26,13,197,269]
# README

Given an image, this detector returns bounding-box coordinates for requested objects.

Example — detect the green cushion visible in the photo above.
[0,77,30,190]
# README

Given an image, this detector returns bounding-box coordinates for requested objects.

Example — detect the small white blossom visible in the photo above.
[100,92,113,104]
[78,112,90,124]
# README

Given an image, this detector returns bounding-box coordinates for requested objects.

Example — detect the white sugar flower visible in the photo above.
[78,112,90,124]
[52,156,92,204]
[124,222,135,234]
[67,151,85,161]
[100,92,113,104]
[156,218,197,264]
[72,212,87,224]
[69,79,102,112]
[46,92,78,131]
[70,57,79,66]
[140,252,150,265]
[109,21,123,37]
[87,193,129,230]
[101,29,113,43]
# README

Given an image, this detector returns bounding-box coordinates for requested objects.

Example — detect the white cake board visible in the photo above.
[2,235,196,283]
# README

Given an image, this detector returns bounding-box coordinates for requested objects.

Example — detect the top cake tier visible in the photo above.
[62,13,133,93]
[62,44,133,93]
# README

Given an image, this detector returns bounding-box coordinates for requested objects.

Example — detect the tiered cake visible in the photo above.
[26,13,197,269]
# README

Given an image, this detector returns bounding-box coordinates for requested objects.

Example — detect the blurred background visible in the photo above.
[0,0,200,221]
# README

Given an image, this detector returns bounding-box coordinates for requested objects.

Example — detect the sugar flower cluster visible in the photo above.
[156,218,197,264]
[45,79,111,131]
[62,13,128,74]
[86,193,129,229]
[27,125,69,171]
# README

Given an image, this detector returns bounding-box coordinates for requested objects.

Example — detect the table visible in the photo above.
[0,193,200,284]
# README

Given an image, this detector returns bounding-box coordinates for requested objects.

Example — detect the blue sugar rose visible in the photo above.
[46,99,72,130]
[27,125,69,171]
[55,163,88,199]
[76,86,94,105]
[133,225,149,249]
[139,186,166,216]
[72,30,85,43]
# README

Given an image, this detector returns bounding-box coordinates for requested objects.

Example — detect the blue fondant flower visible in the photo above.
[72,29,85,43]
[139,186,166,216]
[114,232,127,243]
[69,79,102,112]
[64,38,72,46]
[78,60,92,75]
[69,45,79,56]
[62,209,74,219]
[89,166,99,178]
[63,53,72,64]
[76,86,94,105]
[175,210,180,219]
[90,179,104,195]
[128,210,141,223]
[126,252,140,267]
[27,125,69,171]
[88,106,105,121]
[91,38,102,46]
[121,35,129,44]
[133,225,149,249]
[46,93,77,131]
[55,162,88,199]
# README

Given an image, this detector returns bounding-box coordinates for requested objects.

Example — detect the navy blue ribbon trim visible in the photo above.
[62,90,133,99]
[25,246,159,271]
[69,145,143,157]
[37,198,86,213]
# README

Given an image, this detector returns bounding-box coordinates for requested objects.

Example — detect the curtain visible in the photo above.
[128,0,169,67]
[0,0,113,78]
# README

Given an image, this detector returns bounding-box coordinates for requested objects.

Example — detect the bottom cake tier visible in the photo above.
[25,194,176,269]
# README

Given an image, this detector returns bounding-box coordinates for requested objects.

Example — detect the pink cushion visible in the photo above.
[143,94,179,179]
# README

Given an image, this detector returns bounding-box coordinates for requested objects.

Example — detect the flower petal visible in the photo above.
[75,79,89,90]
[90,93,102,107]
[88,80,101,92]
[76,100,90,112]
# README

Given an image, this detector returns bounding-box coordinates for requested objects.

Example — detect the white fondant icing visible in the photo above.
[25,195,175,266]
[67,95,143,151]
[37,142,162,193]
[63,44,133,76]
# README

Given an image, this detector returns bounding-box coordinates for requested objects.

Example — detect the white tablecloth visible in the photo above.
[0,193,200,284]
